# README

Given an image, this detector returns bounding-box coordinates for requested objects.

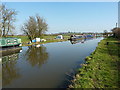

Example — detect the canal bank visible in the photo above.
[8,35,70,46]
[69,37,120,88]
[22,38,68,46]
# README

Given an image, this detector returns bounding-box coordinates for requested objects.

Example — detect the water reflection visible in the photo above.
[26,45,49,67]
[70,38,86,44]
[2,38,103,88]
[70,38,95,44]
[1,47,22,56]
[2,51,21,86]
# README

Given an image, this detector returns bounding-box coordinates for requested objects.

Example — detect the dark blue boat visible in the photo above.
[69,35,94,41]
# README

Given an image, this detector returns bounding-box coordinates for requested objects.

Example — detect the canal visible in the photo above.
[2,37,103,88]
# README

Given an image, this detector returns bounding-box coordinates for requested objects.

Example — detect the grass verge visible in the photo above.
[69,37,120,88]
[8,35,69,46]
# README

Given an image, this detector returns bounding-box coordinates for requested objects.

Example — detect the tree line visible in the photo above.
[0,4,48,42]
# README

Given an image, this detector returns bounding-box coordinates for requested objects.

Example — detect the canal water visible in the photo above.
[2,37,103,88]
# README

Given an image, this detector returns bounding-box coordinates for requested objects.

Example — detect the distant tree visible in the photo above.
[111,27,120,39]
[22,14,48,42]
[103,30,108,37]
[0,4,17,37]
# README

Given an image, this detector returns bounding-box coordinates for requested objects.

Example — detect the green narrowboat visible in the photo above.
[0,37,22,47]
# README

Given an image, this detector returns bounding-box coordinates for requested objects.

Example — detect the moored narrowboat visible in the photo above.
[68,35,94,41]
[84,35,94,38]
[68,35,84,40]
[0,37,22,48]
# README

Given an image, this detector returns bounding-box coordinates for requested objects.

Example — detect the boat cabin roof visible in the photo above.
[0,37,20,40]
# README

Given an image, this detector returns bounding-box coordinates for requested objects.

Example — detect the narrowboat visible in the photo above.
[68,35,94,41]
[84,35,94,38]
[68,35,84,41]
[0,37,22,48]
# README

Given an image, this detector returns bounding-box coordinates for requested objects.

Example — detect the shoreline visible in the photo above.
[22,39,68,46]
[22,37,99,46]
[68,37,120,88]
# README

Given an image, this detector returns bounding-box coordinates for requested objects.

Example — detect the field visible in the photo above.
[8,35,70,46]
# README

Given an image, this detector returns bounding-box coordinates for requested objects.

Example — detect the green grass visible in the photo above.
[7,35,29,43]
[70,37,120,88]
[7,35,70,46]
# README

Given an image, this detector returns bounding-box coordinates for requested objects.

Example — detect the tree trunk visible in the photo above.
[6,21,10,36]
[3,23,5,37]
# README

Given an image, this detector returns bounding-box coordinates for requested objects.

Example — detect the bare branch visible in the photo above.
[22,14,48,41]
[1,4,17,37]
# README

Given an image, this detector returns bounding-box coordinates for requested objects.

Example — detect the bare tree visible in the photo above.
[22,14,48,42]
[36,15,48,37]
[1,4,17,37]
[0,5,2,37]
[22,16,37,42]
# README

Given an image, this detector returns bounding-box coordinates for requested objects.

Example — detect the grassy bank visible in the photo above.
[8,35,70,46]
[70,37,120,88]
